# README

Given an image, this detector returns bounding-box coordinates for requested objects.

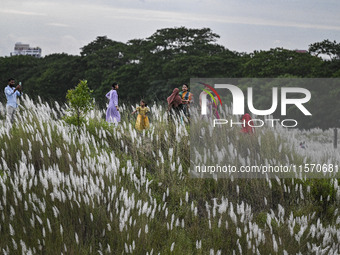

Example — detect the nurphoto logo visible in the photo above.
[199,82,312,128]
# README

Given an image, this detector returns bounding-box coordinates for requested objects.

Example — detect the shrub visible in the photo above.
[64,80,94,127]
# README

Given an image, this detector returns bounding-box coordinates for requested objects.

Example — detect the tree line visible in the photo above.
[1,27,340,129]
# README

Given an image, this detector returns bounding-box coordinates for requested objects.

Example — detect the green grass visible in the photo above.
[0,97,339,254]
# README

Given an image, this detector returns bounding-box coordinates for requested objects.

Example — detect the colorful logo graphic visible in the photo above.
[199,82,222,117]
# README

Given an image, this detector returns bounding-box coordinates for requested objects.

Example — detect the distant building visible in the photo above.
[10,42,42,58]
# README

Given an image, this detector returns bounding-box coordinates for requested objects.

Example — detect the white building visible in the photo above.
[10,42,42,58]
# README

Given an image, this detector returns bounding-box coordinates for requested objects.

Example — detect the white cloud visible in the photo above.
[0,9,47,16]
[46,23,71,28]
[35,1,340,31]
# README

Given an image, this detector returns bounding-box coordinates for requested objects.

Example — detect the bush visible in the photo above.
[64,80,94,127]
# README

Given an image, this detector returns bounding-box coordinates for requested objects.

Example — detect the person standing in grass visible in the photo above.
[106,82,120,125]
[4,78,22,124]
[167,88,183,115]
[179,83,193,117]
[240,112,255,134]
[131,99,150,131]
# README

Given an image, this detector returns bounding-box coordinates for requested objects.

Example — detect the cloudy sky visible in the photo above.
[1,0,340,56]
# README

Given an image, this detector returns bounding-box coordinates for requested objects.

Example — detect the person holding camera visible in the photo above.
[4,78,22,124]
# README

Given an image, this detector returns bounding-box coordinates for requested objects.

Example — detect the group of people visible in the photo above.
[105,82,255,134]
[105,82,150,131]
[165,83,254,134]
[166,83,222,121]
[3,78,253,134]
[105,83,194,131]
[166,84,193,117]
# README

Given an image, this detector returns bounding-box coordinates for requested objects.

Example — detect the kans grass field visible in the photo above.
[0,95,339,254]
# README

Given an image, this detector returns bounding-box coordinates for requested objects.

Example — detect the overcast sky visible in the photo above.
[1,0,340,56]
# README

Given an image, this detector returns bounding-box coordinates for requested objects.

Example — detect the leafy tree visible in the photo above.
[243,48,323,77]
[81,36,122,57]
[80,36,129,105]
[118,27,239,103]
[0,55,40,102]
[64,80,94,128]
[33,54,84,102]
[309,39,340,61]
[145,27,222,57]
[2,27,340,130]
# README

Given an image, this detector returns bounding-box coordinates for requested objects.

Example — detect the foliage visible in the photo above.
[64,80,94,127]
[309,39,340,60]
[243,48,324,77]
[1,27,340,128]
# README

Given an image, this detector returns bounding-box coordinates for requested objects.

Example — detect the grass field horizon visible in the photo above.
[0,95,339,254]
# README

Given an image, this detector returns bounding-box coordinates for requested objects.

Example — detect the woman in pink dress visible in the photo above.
[106,82,121,125]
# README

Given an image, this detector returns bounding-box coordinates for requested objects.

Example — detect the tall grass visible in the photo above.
[0,95,339,254]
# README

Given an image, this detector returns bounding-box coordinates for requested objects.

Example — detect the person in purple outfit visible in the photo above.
[105,82,120,125]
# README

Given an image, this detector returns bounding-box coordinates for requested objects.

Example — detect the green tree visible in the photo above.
[309,39,340,61]
[32,54,84,102]
[119,27,240,103]
[308,40,340,77]
[145,27,222,57]
[0,55,40,102]
[80,36,128,105]
[243,48,323,77]
[64,80,94,128]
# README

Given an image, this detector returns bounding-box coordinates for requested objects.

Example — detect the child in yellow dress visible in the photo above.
[131,99,150,131]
